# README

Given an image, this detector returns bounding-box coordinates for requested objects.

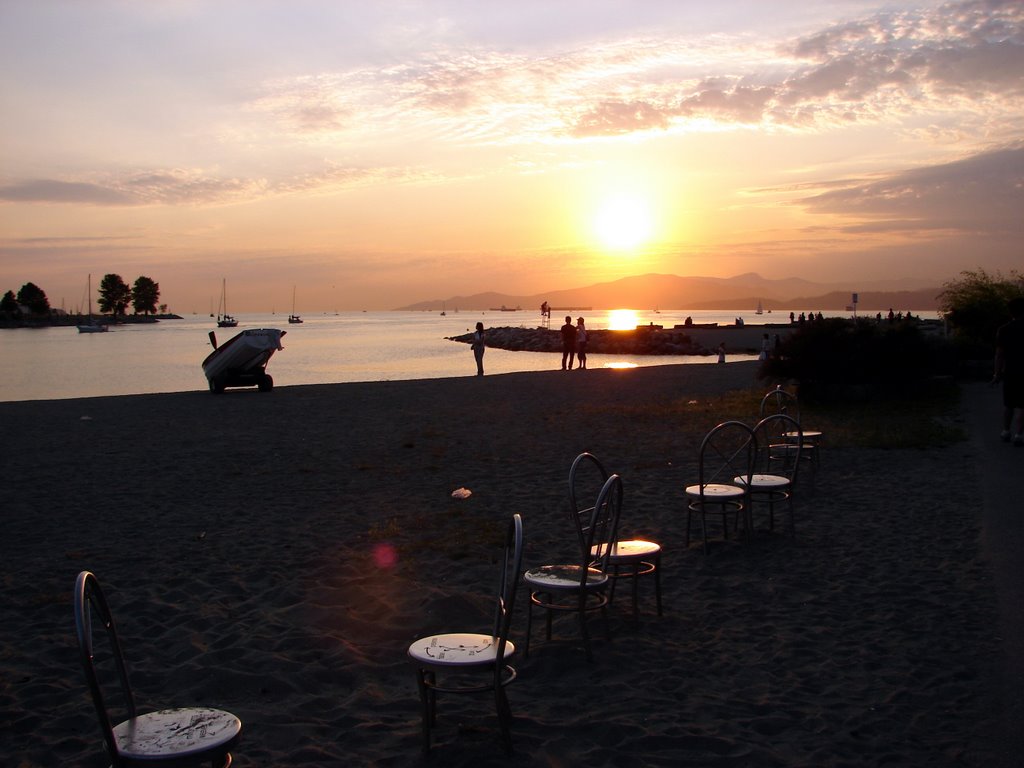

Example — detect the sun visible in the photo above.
[592,195,653,252]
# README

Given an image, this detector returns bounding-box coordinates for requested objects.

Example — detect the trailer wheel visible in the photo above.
[258,374,274,392]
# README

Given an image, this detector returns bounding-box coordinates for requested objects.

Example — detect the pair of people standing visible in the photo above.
[561,316,587,370]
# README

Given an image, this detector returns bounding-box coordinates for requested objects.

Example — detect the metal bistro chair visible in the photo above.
[685,421,756,554]
[736,414,803,535]
[569,453,662,622]
[760,385,822,472]
[408,514,524,755]
[73,571,241,768]
[524,473,623,661]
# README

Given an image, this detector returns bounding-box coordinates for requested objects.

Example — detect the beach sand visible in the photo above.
[0,361,1015,766]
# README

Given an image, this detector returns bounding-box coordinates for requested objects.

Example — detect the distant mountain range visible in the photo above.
[396,273,945,312]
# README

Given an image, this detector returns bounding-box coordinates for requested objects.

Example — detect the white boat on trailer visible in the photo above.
[203,328,286,393]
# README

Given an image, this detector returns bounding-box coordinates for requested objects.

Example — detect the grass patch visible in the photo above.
[585,381,966,450]
[800,381,966,448]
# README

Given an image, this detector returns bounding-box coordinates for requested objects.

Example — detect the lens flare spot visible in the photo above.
[373,542,399,569]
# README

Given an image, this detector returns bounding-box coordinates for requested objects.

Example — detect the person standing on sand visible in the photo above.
[471,321,485,376]
[575,317,588,369]
[994,296,1024,445]
[717,342,726,363]
[560,315,576,370]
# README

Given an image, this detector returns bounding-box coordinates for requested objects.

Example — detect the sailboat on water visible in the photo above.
[217,278,238,327]
[77,274,108,333]
[755,299,764,315]
[288,286,303,324]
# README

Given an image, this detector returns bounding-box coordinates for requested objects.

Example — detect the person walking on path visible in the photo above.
[471,321,486,376]
[575,317,588,369]
[994,296,1024,445]
[560,315,576,370]
[717,342,726,363]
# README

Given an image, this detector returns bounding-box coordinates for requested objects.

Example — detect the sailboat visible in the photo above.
[77,274,108,333]
[216,278,238,327]
[755,299,764,315]
[288,286,303,324]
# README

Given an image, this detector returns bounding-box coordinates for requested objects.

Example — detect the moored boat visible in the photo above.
[77,274,108,333]
[288,286,303,323]
[202,328,286,393]
[216,278,238,327]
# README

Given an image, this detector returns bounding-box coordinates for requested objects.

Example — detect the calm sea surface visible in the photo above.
[0,308,936,403]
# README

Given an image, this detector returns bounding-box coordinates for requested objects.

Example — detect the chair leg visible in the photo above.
[608,564,620,606]
[631,563,640,623]
[577,592,593,662]
[653,554,663,617]
[524,597,534,658]
[416,669,434,754]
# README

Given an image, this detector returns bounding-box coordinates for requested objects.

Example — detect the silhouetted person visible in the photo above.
[995,297,1024,445]
[575,317,588,369]
[471,321,485,376]
[560,315,576,370]
[717,342,726,363]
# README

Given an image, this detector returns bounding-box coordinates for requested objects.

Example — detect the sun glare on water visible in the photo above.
[607,309,639,330]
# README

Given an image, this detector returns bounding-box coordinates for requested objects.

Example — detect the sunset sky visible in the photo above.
[1,0,1022,313]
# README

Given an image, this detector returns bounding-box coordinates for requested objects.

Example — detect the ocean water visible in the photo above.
[0,308,931,402]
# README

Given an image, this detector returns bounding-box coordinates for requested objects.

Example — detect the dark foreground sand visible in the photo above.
[0,362,1017,766]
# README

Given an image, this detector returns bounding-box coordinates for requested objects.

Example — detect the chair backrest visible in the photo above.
[568,452,609,561]
[759,385,801,423]
[584,474,624,575]
[752,413,803,481]
[491,514,524,663]
[74,570,136,765]
[697,420,756,493]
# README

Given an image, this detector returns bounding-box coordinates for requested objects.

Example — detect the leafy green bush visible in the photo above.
[938,268,1024,357]
[761,317,952,403]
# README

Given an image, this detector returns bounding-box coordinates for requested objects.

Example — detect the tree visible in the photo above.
[98,274,132,317]
[1,289,20,315]
[16,282,50,314]
[937,269,1024,355]
[132,276,160,315]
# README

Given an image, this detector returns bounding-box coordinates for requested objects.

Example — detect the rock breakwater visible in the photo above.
[448,325,714,356]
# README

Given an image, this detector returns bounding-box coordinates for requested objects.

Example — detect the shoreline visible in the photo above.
[0,361,1013,766]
